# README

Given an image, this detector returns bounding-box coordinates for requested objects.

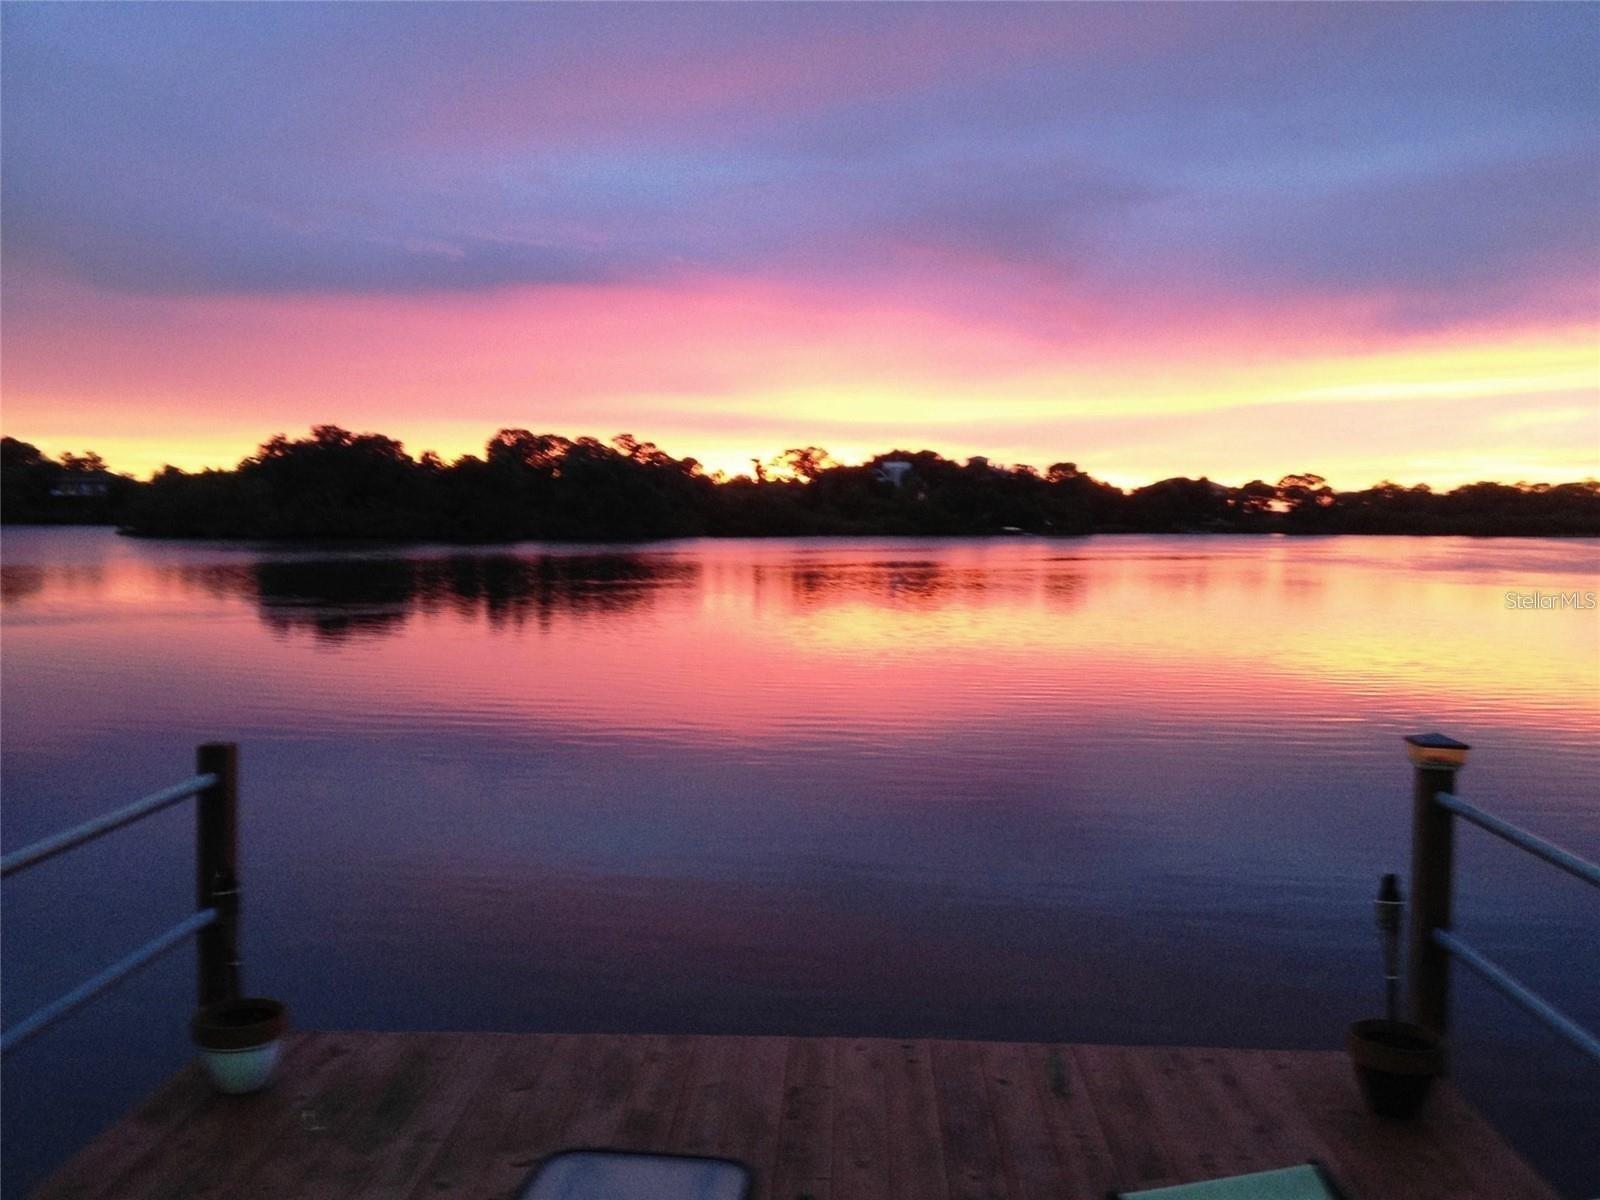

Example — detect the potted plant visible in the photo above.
[190,997,289,1094]
[1347,874,1442,1117]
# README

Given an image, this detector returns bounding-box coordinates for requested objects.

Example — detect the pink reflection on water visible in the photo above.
[2,535,1596,752]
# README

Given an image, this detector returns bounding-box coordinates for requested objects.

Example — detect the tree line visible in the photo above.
[3,428,1597,539]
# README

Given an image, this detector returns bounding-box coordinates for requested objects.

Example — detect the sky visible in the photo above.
[2,2,1598,488]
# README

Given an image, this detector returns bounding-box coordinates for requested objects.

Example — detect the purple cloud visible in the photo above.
[3,1,1596,337]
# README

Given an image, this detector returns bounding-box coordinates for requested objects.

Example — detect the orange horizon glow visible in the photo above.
[3,277,1596,492]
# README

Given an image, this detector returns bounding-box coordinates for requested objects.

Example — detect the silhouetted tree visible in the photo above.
[1276,473,1336,530]
[2,437,133,524]
[780,446,835,482]
[4,424,1587,540]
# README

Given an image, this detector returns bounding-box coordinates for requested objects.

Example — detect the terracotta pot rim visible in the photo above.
[191,997,288,1050]
[1348,1018,1443,1076]
[1348,1018,1442,1043]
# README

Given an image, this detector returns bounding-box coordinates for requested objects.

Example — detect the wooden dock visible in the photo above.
[34,1031,1556,1200]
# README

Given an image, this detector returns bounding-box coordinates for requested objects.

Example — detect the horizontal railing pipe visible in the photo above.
[0,908,218,1056]
[1433,929,1600,1065]
[0,774,216,880]
[1434,793,1600,890]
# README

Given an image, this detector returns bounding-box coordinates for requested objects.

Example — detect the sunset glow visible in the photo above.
[3,3,1597,488]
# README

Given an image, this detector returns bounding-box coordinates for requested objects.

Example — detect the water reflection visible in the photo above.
[0,564,44,602]
[1,530,1597,1197]
[244,554,702,640]
[779,558,1088,610]
[0,561,98,602]
[3,544,1098,637]
[0,552,709,641]
[1,535,1595,724]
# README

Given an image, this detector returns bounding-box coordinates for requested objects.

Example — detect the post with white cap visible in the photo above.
[1403,732,1471,1039]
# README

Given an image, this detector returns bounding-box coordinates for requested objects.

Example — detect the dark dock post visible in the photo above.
[195,742,240,1006]
[1404,732,1471,1038]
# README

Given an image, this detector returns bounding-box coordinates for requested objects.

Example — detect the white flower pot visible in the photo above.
[198,1039,284,1094]
[190,997,289,1095]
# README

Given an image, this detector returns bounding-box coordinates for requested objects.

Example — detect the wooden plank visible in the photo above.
[1197,1048,1342,1174]
[34,1033,1564,1200]
[67,1031,377,1200]
[649,1034,789,1181]
[1262,1050,1480,1200]
[1406,1078,1558,1200]
[1254,1050,1389,1199]
[771,1037,835,1200]
[611,1034,699,1153]
[465,1033,613,1200]
[401,1033,561,1200]
[553,1035,652,1148]
[928,1040,1007,1200]
[1069,1043,1177,1192]
[882,1040,949,1200]
[979,1040,1064,1200]
[714,1037,791,1190]
[670,1036,738,1157]
[32,1060,215,1200]
[212,1031,420,1197]
[832,1038,889,1200]
[333,1033,505,1199]
[1120,1046,1251,1183]
[1020,1043,1117,1200]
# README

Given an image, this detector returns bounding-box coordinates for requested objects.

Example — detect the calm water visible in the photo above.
[2,529,1597,1196]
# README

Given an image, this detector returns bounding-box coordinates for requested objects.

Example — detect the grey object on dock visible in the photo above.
[519,1150,750,1200]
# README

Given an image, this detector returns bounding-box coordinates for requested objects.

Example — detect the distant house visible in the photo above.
[874,460,914,488]
[49,470,116,499]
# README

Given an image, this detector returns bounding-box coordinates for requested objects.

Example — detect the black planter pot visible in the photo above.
[1347,1019,1443,1118]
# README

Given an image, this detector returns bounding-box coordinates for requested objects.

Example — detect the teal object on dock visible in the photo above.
[1114,1162,1348,1200]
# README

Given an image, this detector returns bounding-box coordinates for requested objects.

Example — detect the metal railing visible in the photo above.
[1,743,241,1056]
[1404,733,1599,1065]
